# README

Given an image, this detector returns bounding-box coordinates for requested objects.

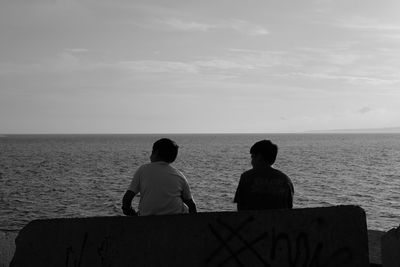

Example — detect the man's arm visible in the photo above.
[182,198,197,214]
[122,190,137,216]
[283,177,294,209]
[234,174,247,211]
[287,180,294,209]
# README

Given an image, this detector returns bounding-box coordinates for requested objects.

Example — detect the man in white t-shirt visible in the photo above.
[122,138,197,216]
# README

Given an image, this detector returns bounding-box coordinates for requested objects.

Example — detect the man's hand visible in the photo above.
[122,190,137,216]
[182,198,197,214]
[122,205,137,216]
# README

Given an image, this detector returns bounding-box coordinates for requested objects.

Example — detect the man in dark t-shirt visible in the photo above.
[234,140,294,210]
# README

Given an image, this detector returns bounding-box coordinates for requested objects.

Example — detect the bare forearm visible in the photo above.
[122,190,137,216]
[183,198,197,213]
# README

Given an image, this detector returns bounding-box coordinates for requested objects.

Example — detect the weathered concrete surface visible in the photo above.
[10,205,369,267]
[381,225,400,267]
[2,229,383,266]
[0,231,17,267]
[3,231,382,266]
[368,230,384,266]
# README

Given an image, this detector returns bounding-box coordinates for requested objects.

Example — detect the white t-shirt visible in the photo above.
[128,161,193,216]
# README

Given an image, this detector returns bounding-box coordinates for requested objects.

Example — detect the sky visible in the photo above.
[1,0,400,134]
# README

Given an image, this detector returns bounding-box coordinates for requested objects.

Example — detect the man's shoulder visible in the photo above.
[239,169,258,184]
[169,165,187,179]
[271,168,294,190]
[271,168,293,182]
[245,167,292,184]
[271,167,290,178]
[151,163,187,180]
[241,169,256,177]
[137,162,153,170]
[135,162,163,174]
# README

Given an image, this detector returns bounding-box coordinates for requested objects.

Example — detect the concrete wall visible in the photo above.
[9,205,369,267]
[381,225,400,267]
[0,231,17,267]
[368,230,384,266]
[3,229,383,266]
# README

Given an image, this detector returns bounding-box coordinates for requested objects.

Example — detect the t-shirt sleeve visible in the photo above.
[289,178,294,194]
[128,166,142,194]
[287,177,294,208]
[181,176,193,200]
[233,174,246,203]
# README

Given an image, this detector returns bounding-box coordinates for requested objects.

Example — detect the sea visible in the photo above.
[0,133,399,232]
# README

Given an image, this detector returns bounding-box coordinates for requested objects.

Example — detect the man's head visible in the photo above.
[250,140,278,167]
[150,138,179,163]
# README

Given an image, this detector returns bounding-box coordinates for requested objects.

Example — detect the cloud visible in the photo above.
[228,46,400,87]
[279,72,400,86]
[194,59,255,71]
[64,48,89,53]
[357,107,372,114]
[53,52,81,68]
[333,16,400,31]
[120,58,264,75]
[293,46,363,66]
[158,17,269,36]
[118,60,198,74]
[0,51,83,74]
[161,18,213,32]
[228,48,302,68]
[378,33,400,41]
[325,54,360,65]
[0,57,256,77]
[225,19,269,36]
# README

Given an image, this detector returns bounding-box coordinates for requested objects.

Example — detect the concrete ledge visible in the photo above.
[1,230,383,266]
[0,230,385,267]
[381,225,400,267]
[9,205,370,267]
[0,231,17,267]
[4,229,383,266]
[368,230,384,266]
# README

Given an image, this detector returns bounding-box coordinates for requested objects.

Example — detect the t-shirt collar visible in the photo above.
[152,161,169,165]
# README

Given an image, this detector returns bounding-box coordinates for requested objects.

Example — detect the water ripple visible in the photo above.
[1,133,400,231]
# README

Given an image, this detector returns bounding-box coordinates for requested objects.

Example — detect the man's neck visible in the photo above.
[151,159,168,164]
[253,163,272,169]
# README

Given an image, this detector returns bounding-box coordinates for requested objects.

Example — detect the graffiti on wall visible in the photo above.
[57,214,357,267]
[65,233,117,267]
[206,216,353,267]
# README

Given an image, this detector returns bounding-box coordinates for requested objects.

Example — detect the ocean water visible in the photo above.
[0,134,399,231]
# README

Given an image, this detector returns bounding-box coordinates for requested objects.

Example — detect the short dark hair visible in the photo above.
[152,138,179,163]
[250,140,278,164]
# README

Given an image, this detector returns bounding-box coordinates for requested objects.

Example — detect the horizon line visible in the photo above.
[1,130,400,136]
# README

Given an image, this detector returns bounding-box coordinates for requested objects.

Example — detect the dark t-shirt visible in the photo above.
[233,166,294,210]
